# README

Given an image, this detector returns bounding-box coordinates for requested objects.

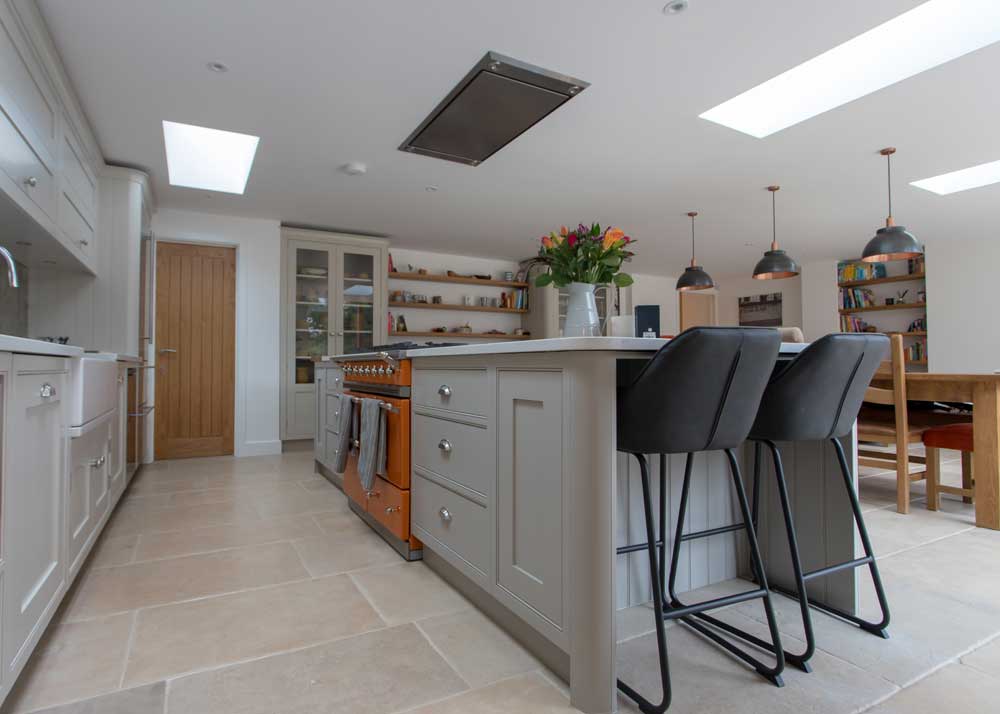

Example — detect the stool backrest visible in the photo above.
[750,333,889,442]
[618,326,780,454]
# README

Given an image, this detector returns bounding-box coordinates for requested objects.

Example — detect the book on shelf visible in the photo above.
[840,315,871,333]
[905,340,926,362]
[838,260,886,283]
[840,287,876,309]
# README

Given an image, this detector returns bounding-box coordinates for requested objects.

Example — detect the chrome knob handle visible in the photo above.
[79,239,90,246]
[438,385,452,398]
[385,506,399,513]
[438,439,452,454]
[334,377,341,384]
[40,383,56,398]
[438,507,452,523]
[23,176,38,188]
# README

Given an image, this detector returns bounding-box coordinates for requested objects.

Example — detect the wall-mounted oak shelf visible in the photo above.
[389,301,527,315]
[838,272,925,288]
[389,330,530,341]
[839,302,927,316]
[389,272,528,289]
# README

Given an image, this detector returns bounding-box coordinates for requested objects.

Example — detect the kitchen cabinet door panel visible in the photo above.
[3,358,66,677]
[497,370,563,628]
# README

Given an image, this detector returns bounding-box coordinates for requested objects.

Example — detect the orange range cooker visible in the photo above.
[335,353,421,560]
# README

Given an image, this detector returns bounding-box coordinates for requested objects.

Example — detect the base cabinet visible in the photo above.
[67,420,111,579]
[2,356,68,684]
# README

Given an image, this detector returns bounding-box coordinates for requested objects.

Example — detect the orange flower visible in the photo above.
[603,227,625,250]
[542,236,554,249]
[559,225,570,237]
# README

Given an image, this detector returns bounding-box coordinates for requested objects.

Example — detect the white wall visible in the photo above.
[713,272,802,329]
[627,272,680,336]
[152,209,282,457]
[926,239,1000,373]
[799,259,841,341]
[388,248,522,339]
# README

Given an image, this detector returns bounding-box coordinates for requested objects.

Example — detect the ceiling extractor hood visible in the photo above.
[399,51,589,166]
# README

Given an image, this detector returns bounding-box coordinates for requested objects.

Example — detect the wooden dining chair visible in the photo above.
[857,334,928,514]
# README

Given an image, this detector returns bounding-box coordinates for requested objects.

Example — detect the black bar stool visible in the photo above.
[728,333,893,672]
[616,326,784,714]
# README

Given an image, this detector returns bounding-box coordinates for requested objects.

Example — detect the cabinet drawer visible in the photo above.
[325,393,343,434]
[414,368,489,416]
[325,368,344,393]
[366,475,409,541]
[0,106,56,218]
[413,413,493,497]
[324,428,344,467]
[413,473,489,575]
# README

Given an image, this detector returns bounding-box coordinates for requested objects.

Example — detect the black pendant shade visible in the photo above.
[753,185,799,280]
[676,264,715,291]
[862,147,922,263]
[675,211,714,291]
[862,224,922,262]
[752,248,800,280]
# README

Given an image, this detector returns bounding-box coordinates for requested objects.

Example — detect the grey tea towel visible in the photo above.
[332,395,354,475]
[357,398,387,491]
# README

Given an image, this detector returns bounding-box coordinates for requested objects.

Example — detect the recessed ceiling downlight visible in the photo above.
[339,162,368,176]
[700,0,1000,138]
[663,1,689,14]
[206,62,228,73]
[162,120,260,194]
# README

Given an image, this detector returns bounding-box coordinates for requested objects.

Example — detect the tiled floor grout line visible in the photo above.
[855,628,1000,713]
[412,620,474,689]
[116,609,140,690]
[346,567,396,624]
[876,525,977,561]
[388,668,567,714]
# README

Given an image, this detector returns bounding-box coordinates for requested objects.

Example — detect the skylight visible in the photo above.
[911,159,1000,195]
[699,0,1000,138]
[162,120,260,194]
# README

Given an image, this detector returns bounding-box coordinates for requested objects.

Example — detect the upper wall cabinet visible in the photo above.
[0,0,103,275]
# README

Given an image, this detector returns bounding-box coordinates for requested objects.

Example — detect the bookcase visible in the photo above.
[838,255,927,370]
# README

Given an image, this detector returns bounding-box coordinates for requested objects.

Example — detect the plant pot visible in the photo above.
[564,282,600,337]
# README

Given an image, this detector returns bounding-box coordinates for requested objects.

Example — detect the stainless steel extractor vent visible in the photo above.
[399,52,589,166]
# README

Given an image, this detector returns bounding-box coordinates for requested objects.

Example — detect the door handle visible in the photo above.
[159,348,177,354]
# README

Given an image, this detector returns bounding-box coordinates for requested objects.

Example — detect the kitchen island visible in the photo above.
[319,337,861,714]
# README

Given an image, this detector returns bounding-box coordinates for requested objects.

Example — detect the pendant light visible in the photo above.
[753,185,800,280]
[861,147,922,262]
[675,211,714,291]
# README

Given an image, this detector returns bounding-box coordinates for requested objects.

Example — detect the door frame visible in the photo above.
[153,240,237,459]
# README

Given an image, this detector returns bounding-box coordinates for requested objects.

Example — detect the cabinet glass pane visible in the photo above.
[341,252,375,354]
[294,249,330,383]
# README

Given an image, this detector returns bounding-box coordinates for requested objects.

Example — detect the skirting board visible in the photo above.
[235,439,282,457]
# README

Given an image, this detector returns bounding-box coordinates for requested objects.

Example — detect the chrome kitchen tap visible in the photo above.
[0,246,19,287]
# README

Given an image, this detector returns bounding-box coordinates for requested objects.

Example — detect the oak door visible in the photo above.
[679,291,717,331]
[155,242,236,459]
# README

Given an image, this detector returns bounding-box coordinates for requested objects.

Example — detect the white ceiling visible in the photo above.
[38,0,1000,276]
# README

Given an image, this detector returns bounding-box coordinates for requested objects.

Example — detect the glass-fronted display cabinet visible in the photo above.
[283,231,387,440]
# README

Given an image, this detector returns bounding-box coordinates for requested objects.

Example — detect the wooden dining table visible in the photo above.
[894,373,1000,530]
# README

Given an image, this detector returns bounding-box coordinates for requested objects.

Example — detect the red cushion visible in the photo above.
[922,423,974,452]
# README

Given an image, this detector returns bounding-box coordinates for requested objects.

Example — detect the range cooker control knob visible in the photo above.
[377,366,385,375]
[386,366,395,376]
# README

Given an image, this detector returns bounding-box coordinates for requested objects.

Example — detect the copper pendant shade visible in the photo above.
[861,148,923,263]
[676,212,715,291]
[753,186,800,280]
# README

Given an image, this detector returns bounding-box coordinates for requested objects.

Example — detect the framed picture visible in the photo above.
[738,293,783,327]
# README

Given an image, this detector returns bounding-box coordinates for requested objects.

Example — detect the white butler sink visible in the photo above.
[68,353,118,428]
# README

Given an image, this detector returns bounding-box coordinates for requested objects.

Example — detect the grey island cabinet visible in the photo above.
[344,337,860,714]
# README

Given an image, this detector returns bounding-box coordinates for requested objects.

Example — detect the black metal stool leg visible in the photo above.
[666,453,693,608]
[617,453,672,714]
[827,437,891,637]
[760,440,816,671]
[658,454,668,602]
[664,451,786,688]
